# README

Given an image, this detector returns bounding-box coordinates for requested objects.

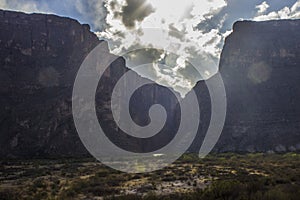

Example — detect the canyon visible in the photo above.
[0,10,299,157]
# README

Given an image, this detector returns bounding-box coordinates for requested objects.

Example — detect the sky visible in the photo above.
[0,0,299,96]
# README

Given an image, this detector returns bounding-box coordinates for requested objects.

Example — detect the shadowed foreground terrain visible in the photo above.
[1,153,300,200]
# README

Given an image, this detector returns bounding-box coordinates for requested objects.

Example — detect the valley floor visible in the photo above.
[0,153,300,200]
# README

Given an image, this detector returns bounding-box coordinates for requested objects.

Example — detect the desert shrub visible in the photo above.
[32,178,46,188]
[96,169,111,177]
[179,154,200,163]
[201,180,244,200]
[82,185,117,196]
[0,189,19,200]
[104,194,142,200]
[31,191,48,200]
[161,176,176,182]
[57,188,76,200]
[264,189,288,200]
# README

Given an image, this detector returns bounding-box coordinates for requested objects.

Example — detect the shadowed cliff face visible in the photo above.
[213,20,300,153]
[0,9,300,158]
[0,10,181,158]
[0,10,101,157]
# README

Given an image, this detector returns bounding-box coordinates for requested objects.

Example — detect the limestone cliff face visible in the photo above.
[0,10,300,158]
[0,10,179,157]
[0,10,102,157]
[213,20,300,152]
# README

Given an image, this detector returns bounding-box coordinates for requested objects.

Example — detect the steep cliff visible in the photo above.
[213,20,300,152]
[0,10,180,157]
[0,10,101,157]
[0,10,300,158]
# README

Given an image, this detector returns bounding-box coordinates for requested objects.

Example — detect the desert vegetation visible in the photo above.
[0,153,300,199]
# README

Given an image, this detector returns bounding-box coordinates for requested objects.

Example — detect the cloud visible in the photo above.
[1,0,298,96]
[254,0,300,21]
[98,0,228,97]
[0,0,225,97]
[119,0,155,28]
[256,1,269,14]
[73,0,107,31]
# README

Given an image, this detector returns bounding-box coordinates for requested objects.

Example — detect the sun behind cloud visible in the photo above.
[98,0,227,96]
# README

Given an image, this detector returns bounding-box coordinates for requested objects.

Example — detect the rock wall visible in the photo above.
[0,10,300,157]
[0,10,103,157]
[213,20,300,152]
[0,10,179,157]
